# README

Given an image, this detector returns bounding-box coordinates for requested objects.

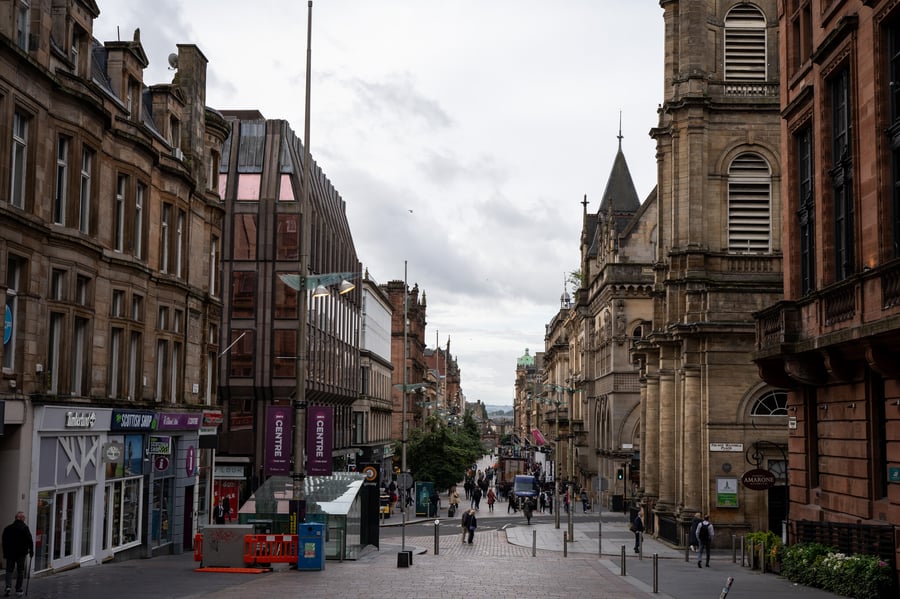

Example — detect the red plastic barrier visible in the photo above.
[243,534,298,565]
[194,533,203,562]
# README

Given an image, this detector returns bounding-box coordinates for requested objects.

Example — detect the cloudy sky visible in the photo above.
[93,1,663,407]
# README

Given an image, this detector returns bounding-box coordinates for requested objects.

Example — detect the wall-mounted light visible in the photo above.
[820,404,828,411]
[847,402,856,409]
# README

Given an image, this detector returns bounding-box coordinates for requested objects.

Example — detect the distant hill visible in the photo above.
[484,404,514,417]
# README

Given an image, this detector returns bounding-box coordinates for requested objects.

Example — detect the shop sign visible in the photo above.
[741,468,776,490]
[202,410,223,426]
[709,443,743,452]
[214,465,245,479]
[148,435,172,456]
[102,441,124,463]
[185,445,196,476]
[65,411,97,428]
[156,412,201,431]
[716,477,739,508]
[154,456,170,471]
[111,410,156,431]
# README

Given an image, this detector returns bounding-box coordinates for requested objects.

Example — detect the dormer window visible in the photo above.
[126,78,141,118]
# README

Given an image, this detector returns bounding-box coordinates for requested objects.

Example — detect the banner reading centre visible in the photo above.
[265,406,292,476]
[306,406,334,476]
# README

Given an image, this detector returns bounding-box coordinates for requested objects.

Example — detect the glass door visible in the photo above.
[52,489,77,569]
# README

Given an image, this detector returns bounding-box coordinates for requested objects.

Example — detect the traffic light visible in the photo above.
[616,468,624,480]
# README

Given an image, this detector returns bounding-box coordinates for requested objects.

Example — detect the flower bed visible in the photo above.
[780,542,895,599]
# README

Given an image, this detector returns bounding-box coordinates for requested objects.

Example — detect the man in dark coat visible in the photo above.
[3,511,34,597]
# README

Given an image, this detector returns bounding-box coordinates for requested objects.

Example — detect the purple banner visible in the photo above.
[156,412,202,431]
[265,406,293,476]
[306,406,333,476]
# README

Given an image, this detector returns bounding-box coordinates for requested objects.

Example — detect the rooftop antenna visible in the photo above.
[618,110,623,151]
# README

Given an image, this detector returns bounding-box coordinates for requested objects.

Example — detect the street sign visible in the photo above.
[741,468,776,490]
[397,472,414,490]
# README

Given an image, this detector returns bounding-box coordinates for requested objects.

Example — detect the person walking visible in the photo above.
[462,508,477,544]
[581,489,590,512]
[523,497,535,525]
[539,491,547,513]
[449,487,460,517]
[213,501,226,524]
[486,488,496,513]
[688,512,702,552]
[631,511,644,554]
[471,486,482,511]
[696,514,715,567]
[2,511,34,597]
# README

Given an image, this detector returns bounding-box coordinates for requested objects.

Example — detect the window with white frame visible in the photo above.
[209,235,219,297]
[161,204,171,273]
[109,326,123,399]
[724,4,767,81]
[47,312,63,394]
[156,339,169,402]
[54,137,69,225]
[751,390,788,416]
[727,152,772,253]
[10,110,29,209]
[114,175,126,252]
[134,183,145,260]
[79,148,93,234]
[16,0,30,51]
[175,209,184,278]
[127,331,141,401]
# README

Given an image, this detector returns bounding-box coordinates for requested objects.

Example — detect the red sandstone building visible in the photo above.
[755,0,900,572]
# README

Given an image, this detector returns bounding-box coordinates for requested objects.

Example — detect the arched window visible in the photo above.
[724,4,767,81]
[751,390,788,416]
[728,152,772,253]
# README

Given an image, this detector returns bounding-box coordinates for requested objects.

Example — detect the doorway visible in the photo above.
[182,485,194,551]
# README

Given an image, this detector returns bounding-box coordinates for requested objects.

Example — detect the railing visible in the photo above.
[795,521,896,569]
[822,282,856,325]
[658,514,679,545]
[882,262,900,308]
[723,81,779,97]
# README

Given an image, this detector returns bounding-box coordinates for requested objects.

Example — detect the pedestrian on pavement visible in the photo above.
[429,490,440,517]
[471,486,482,510]
[462,508,477,544]
[213,501,226,524]
[486,488,496,513]
[507,495,518,514]
[631,511,644,553]
[539,491,547,513]
[449,487,460,517]
[547,492,553,514]
[523,497,535,525]
[688,512,702,552]
[581,489,590,512]
[696,515,714,567]
[564,490,570,514]
[2,511,34,598]
[464,479,472,500]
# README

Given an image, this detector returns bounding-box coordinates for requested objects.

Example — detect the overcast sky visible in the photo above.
[93,1,663,407]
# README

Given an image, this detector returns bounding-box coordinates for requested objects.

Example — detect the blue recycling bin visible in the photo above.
[297,522,325,571]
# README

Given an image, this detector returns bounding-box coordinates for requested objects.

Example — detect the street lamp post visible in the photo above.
[293,0,314,521]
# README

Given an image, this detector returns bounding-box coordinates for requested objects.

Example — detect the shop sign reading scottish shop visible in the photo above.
[111,409,156,432]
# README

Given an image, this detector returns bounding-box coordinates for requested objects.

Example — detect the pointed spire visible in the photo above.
[618,110,623,152]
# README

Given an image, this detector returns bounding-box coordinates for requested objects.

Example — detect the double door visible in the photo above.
[35,486,94,572]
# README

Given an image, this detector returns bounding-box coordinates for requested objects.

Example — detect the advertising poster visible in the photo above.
[306,406,333,476]
[265,406,293,476]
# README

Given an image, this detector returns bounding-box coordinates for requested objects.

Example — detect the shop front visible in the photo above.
[153,411,201,553]
[31,406,116,572]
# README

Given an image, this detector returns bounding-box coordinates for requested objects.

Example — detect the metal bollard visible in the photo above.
[532,529,536,557]
[434,520,440,555]
[563,532,568,557]
[620,545,627,576]
[731,534,736,563]
[719,576,735,598]
[740,535,745,567]
[685,542,691,562]
[653,553,659,594]
[639,532,643,560]
[598,519,602,557]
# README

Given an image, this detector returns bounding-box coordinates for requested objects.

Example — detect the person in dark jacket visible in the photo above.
[632,511,645,553]
[688,512,702,552]
[461,508,478,544]
[3,511,34,597]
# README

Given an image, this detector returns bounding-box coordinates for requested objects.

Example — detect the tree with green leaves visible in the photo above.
[398,411,483,491]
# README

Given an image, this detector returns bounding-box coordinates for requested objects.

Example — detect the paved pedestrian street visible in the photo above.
[26,514,843,599]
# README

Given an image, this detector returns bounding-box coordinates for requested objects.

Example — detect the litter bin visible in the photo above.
[297,522,325,571]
